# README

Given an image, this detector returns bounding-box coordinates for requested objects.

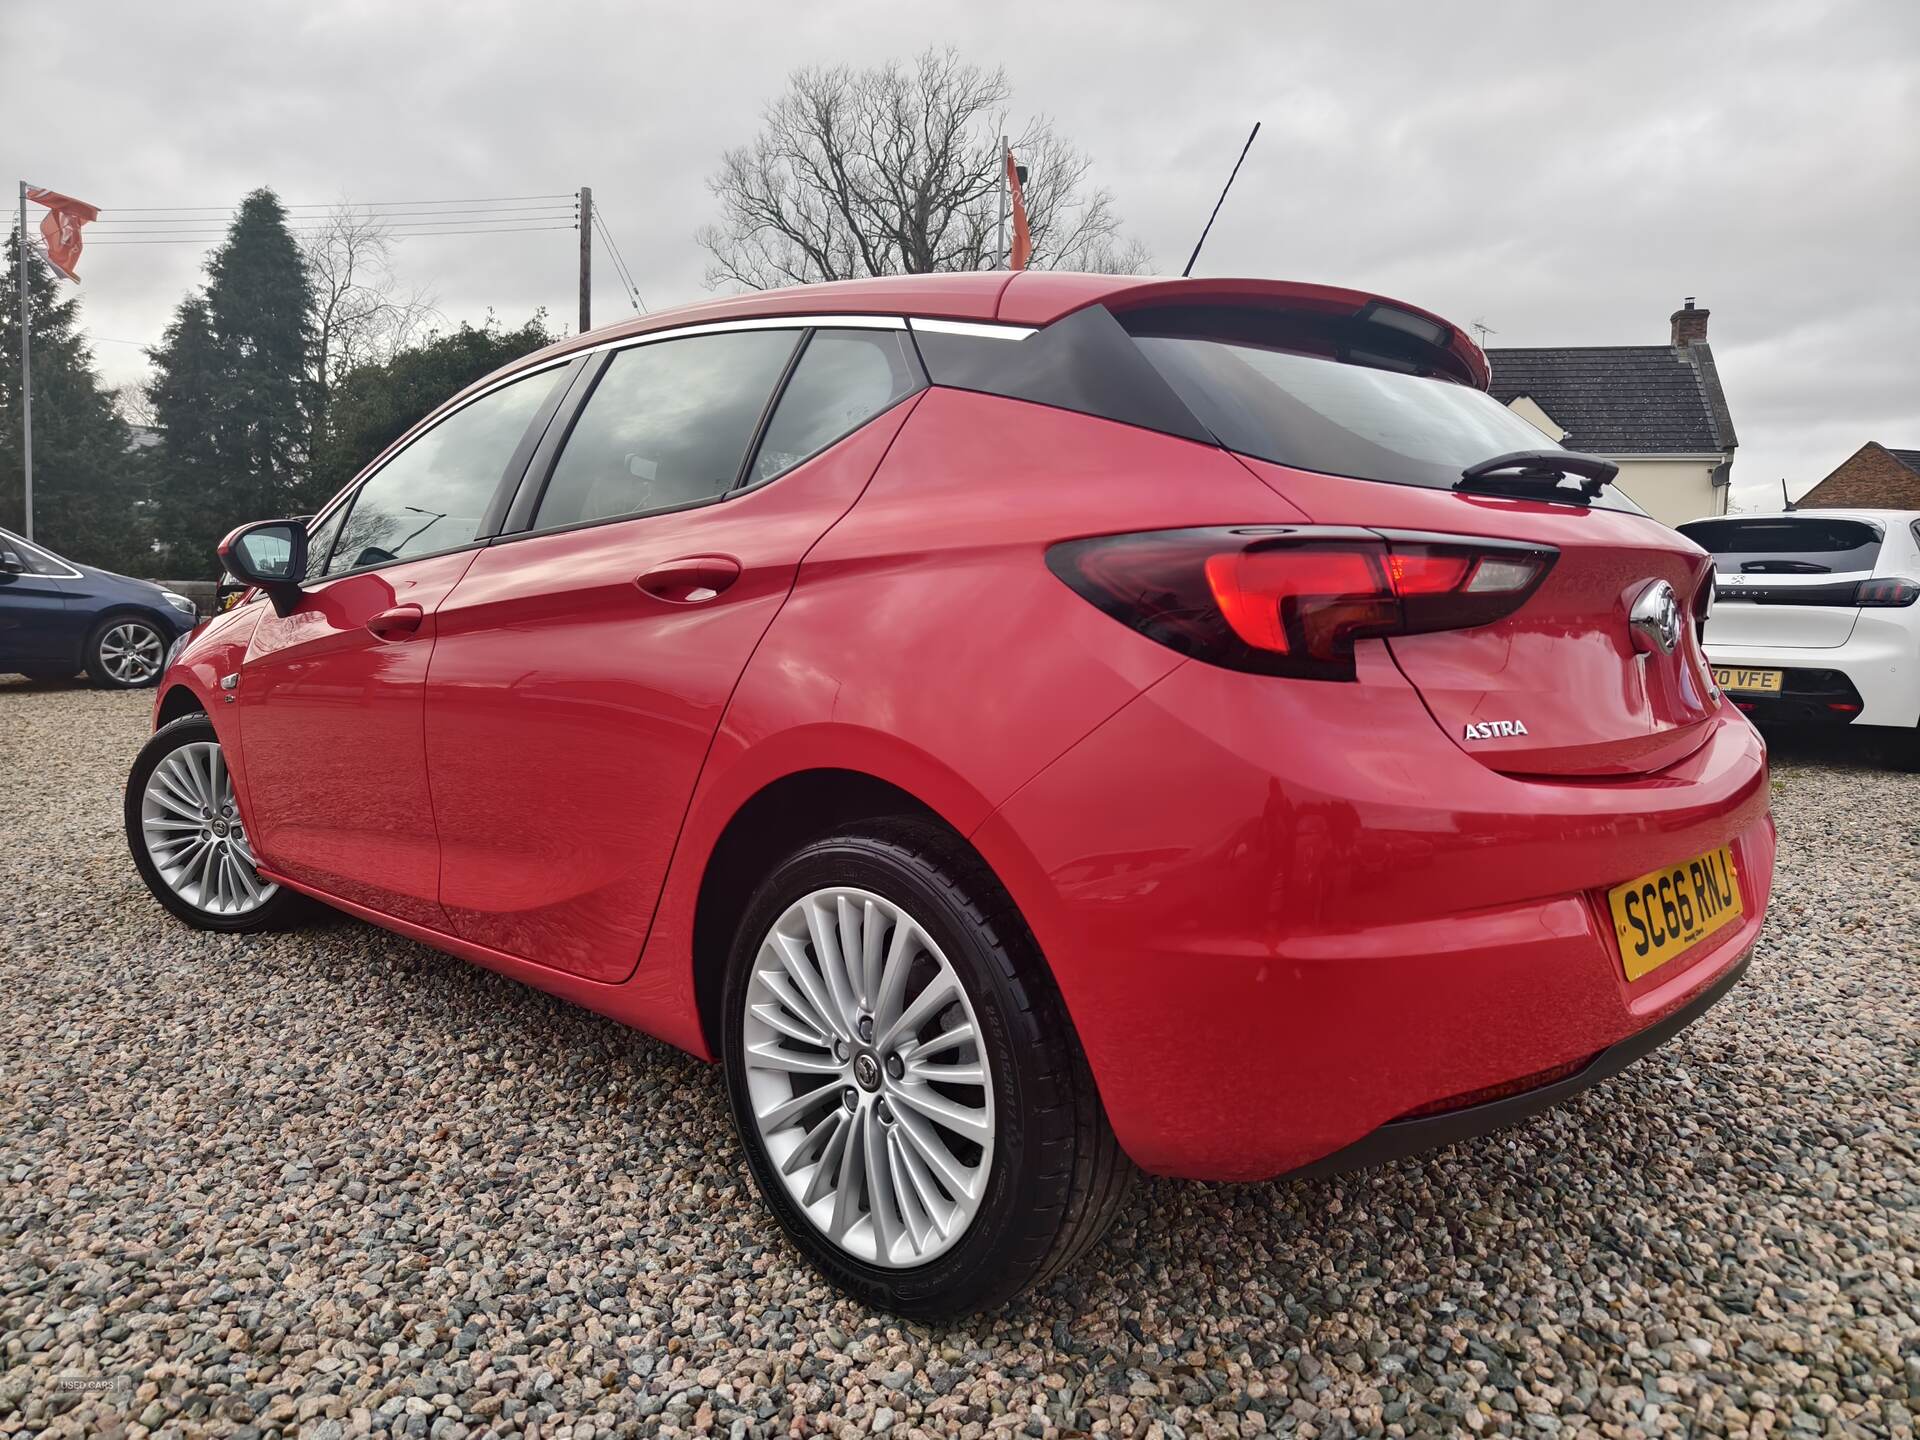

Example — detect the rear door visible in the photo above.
[237,364,568,924]
[1677,515,1883,649]
[0,531,76,669]
[426,324,924,980]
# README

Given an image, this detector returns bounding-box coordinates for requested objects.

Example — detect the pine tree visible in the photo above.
[149,188,315,576]
[147,295,225,571]
[0,227,148,573]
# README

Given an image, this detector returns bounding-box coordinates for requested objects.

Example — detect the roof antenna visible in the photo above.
[1781,477,1794,512]
[1182,122,1261,278]
[1470,319,1497,347]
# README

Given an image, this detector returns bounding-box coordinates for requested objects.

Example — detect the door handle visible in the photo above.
[637,556,742,604]
[367,604,424,641]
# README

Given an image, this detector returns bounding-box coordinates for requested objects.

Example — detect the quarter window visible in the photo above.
[532,330,799,531]
[749,329,922,483]
[322,367,562,577]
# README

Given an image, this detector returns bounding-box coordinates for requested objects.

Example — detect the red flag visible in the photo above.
[26,186,100,281]
[1005,148,1032,271]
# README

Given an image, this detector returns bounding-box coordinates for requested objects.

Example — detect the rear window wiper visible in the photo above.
[1739,559,1829,574]
[1456,450,1619,505]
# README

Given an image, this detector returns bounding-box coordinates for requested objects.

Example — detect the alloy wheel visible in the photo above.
[139,741,278,916]
[99,622,165,685]
[741,887,994,1268]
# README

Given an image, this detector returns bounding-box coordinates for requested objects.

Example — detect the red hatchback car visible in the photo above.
[127,273,1773,1315]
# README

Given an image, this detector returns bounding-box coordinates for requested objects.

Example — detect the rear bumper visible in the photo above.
[1705,623,1920,729]
[1289,948,1750,1180]
[975,647,1775,1180]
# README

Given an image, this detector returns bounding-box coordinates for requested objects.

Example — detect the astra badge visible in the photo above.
[1463,719,1530,740]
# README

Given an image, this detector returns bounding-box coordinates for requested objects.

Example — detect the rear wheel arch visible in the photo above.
[692,769,943,1057]
[689,767,1078,1068]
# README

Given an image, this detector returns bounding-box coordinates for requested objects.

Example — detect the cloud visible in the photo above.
[3,0,1913,505]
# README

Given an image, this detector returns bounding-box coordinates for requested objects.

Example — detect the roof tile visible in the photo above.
[1486,345,1730,455]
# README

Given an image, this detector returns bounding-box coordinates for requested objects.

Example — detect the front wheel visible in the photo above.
[721,819,1131,1317]
[125,714,304,932]
[87,615,168,688]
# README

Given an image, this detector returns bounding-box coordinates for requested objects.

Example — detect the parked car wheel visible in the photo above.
[86,614,168,688]
[125,715,303,932]
[722,818,1131,1318]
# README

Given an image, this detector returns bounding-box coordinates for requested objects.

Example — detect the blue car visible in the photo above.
[0,526,200,688]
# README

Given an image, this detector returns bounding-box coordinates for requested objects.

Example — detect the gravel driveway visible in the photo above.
[2,679,1914,1440]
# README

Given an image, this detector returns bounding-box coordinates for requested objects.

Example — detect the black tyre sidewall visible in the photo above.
[87,613,167,689]
[721,828,1065,1317]
[125,714,299,933]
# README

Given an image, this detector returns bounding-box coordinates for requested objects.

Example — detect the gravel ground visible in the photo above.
[2,677,1915,1440]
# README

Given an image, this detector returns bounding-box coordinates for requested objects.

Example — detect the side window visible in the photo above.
[749,329,922,484]
[322,368,562,577]
[531,330,798,531]
[302,503,347,579]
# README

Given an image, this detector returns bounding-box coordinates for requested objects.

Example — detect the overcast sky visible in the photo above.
[3,0,1915,508]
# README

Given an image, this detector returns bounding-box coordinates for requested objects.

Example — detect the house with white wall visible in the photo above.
[1487,299,1737,527]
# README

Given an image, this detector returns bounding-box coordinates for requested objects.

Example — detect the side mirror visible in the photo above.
[0,547,23,579]
[217,520,308,616]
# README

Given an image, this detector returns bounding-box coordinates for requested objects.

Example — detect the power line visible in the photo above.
[94,216,575,236]
[88,224,576,246]
[93,205,578,227]
[95,193,577,213]
[590,209,646,314]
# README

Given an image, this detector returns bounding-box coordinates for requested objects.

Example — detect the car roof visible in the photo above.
[478,271,1491,394]
[1681,510,1920,525]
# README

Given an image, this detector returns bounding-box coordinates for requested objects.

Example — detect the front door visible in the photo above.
[235,366,565,924]
[426,325,925,980]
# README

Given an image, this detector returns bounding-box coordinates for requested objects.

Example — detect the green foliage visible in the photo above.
[307,312,554,507]
[0,229,149,573]
[149,189,316,577]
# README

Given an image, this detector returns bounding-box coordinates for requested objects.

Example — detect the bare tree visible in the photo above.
[111,382,157,430]
[699,49,1150,289]
[301,204,440,410]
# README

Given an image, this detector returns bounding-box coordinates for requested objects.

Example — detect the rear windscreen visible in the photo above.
[1677,518,1883,573]
[1125,317,1641,511]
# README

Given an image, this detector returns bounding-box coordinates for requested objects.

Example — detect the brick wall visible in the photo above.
[1796,444,1920,509]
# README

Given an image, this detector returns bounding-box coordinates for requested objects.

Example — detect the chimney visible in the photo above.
[1670,296,1710,347]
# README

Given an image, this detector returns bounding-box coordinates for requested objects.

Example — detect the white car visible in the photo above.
[1678,509,1920,757]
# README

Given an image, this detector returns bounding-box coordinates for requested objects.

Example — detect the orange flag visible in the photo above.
[1005,149,1032,270]
[26,187,100,281]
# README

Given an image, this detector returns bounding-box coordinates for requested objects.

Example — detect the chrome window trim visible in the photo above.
[0,527,85,579]
[566,312,908,365]
[907,317,1036,341]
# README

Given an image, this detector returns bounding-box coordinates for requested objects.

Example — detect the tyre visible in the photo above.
[721,818,1131,1317]
[125,714,304,932]
[86,614,168,688]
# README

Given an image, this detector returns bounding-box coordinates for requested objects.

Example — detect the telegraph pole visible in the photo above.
[17,181,31,541]
[578,186,592,334]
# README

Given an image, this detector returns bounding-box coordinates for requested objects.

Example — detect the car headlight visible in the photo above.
[161,590,198,617]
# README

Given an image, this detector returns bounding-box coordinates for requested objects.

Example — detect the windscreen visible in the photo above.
[1677,517,1883,574]
[1129,325,1640,511]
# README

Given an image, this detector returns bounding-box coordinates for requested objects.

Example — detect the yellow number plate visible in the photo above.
[1607,846,1743,981]
[1713,666,1783,694]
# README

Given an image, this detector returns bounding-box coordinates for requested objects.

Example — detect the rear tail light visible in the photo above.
[1856,577,1919,607]
[1047,526,1556,680]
